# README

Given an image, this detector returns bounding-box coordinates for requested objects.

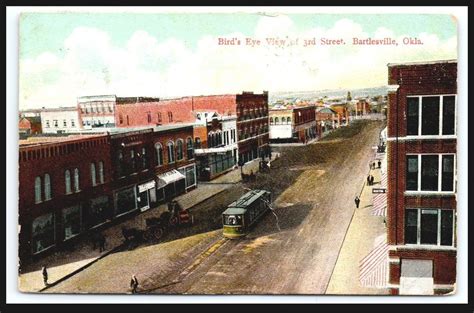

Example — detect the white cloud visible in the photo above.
[19,17,457,109]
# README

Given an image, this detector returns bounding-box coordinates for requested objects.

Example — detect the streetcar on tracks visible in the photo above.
[222,189,271,239]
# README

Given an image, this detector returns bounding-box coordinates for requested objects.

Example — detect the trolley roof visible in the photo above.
[223,190,270,215]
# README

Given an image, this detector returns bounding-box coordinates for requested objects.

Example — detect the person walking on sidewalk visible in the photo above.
[378,160,381,169]
[130,274,139,294]
[370,175,375,186]
[42,266,48,287]
[367,175,371,186]
[354,196,361,209]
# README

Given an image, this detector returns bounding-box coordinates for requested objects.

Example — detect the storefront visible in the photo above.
[156,169,187,201]
[31,212,55,254]
[114,186,137,217]
[137,180,156,212]
[86,195,111,229]
[178,164,197,190]
[62,204,81,241]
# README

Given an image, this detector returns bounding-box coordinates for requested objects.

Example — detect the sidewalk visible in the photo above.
[325,161,389,295]
[18,155,271,293]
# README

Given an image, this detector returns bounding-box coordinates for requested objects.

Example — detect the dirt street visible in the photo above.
[47,120,384,295]
[160,120,385,294]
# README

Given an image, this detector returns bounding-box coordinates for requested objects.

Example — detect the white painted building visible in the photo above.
[40,107,82,134]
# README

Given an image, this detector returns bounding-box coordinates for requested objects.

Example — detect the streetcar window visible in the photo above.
[224,215,242,225]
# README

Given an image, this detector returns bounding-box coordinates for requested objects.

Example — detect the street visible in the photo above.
[47,120,384,295]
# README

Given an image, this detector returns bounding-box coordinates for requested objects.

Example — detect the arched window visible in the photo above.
[130,149,136,171]
[117,150,124,176]
[167,141,175,163]
[90,163,97,186]
[35,176,42,203]
[44,174,51,200]
[155,143,163,166]
[98,161,104,184]
[287,117,291,124]
[65,170,71,194]
[270,117,274,124]
[275,117,279,124]
[186,137,194,159]
[74,168,80,192]
[208,132,213,148]
[194,137,201,149]
[176,139,184,160]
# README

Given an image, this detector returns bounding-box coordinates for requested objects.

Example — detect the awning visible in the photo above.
[194,146,234,155]
[372,193,387,216]
[157,169,185,188]
[359,235,389,288]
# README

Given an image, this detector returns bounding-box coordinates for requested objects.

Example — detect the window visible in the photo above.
[98,161,104,184]
[74,168,80,192]
[176,139,184,160]
[117,150,124,176]
[421,97,439,135]
[270,117,274,124]
[187,137,194,159]
[63,205,81,240]
[406,95,456,136]
[287,117,291,124]
[404,208,454,246]
[35,176,42,203]
[141,147,147,169]
[63,120,67,127]
[90,163,97,186]
[53,120,58,127]
[126,115,130,125]
[65,170,71,194]
[275,117,279,124]
[45,120,50,128]
[44,174,51,200]
[119,114,124,124]
[194,137,201,149]
[115,187,137,216]
[147,112,152,123]
[88,196,109,228]
[406,154,455,192]
[31,213,55,253]
[130,149,136,171]
[155,143,163,166]
[157,112,162,123]
[168,111,173,122]
[443,96,455,135]
[71,120,75,127]
[167,141,175,163]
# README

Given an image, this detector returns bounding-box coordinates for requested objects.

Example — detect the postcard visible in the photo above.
[16,8,459,297]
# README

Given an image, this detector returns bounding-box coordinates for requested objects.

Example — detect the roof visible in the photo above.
[225,190,270,211]
[387,59,457,67]
[317,107,337,114]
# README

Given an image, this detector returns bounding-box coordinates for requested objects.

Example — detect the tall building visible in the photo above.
[386,60,457,295]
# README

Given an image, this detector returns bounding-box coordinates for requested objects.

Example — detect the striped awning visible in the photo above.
[359,236,389,288]
[372,193,387,216]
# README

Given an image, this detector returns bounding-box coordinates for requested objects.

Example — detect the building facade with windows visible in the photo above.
[269,105,317,143]
[192,112,238,180]
[19,135,113,262]
[18,124,196,263]
[40,107,82,134]
[386,60,457,295]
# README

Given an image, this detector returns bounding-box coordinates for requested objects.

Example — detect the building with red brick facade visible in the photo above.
[18,124,196,263]
[386,60,457,295]
[269,105,317,143]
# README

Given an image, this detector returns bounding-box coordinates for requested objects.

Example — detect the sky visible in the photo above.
[18,12,457,109]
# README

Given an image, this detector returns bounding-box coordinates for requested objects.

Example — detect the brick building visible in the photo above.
[386,60,457,295]
[316,107,338,135]
[19,116,42,138]
[192,112,238,180]
[329,103,350,127]
[113,91,270,164]
[269,105,317,143]
[18,124,196,263]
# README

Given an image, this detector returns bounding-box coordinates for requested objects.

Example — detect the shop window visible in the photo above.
[31,213,55,254]
[44,174,51,200]
[176,139,184,160]
[115,187,137,216]
[63,205,81,240]
[87,196,109,228]
[167,141,175,163]
[187,137,194,159]
[155,143,163,166]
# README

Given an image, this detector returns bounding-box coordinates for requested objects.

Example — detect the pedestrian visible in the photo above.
[130,274,139,294]
[99,233,106,252]
[367,175,371,186]
[42,265,48,287]
[370,175,375,186]
[378,160,381,169]
[354,196,360,209]
[373,162,376,170]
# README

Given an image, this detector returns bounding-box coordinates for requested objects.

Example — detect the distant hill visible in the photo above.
[269,86,389,102]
